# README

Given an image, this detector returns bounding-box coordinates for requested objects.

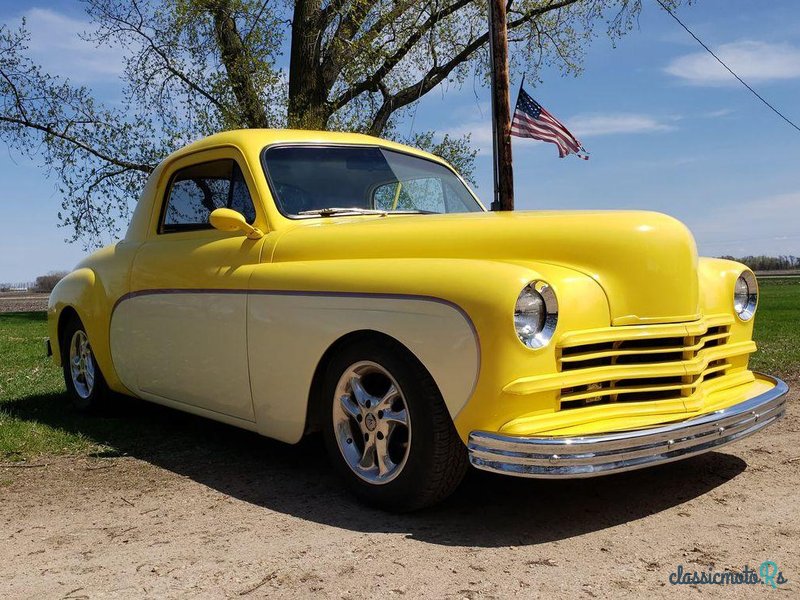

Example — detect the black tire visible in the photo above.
[61,314,109,412]
[321,336,468,511]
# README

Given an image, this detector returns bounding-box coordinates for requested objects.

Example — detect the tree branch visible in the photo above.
[89,1,228,115]
[368,31,488,134]
[334,0,583,113]
[0,116,154,172]
[206,0,270,127]
[331,0,473,111]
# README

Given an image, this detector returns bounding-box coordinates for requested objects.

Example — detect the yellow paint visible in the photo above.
[47,129,777,443]
[209,207,264,239]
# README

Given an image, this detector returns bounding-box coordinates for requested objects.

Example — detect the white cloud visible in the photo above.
[703,108,734,119]
[665,41,800,86]
[443,122,493,154]
[567,113,675,137]
[17,8,126,82]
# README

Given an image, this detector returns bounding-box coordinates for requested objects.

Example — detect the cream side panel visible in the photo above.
[247,294,479,443]
[110,293,255,421]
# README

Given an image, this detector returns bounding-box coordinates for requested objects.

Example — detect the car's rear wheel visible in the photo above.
[321,337,468,511]
[62,315,108,412]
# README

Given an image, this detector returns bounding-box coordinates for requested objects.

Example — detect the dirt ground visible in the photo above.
[0,292,49,313]
[1,384,798,599]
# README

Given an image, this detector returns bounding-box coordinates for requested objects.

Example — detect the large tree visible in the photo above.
[0,0,685,244]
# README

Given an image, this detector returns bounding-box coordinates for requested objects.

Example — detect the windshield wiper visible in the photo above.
[298,207,388,217]
[297,207,439,217]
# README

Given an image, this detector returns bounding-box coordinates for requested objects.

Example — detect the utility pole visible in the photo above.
[487,0,514,211]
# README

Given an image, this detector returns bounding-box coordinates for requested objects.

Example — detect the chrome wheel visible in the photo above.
[69,330,95,400]
[332,361,411,484]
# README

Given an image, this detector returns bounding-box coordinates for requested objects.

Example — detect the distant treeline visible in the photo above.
[718,255,800,271]
[1,271,68,293]
[0,282,34,292]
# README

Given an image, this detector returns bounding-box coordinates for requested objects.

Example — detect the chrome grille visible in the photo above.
[556,318,746,410]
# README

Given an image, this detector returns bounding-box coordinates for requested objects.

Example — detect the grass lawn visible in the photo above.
[750,278,800,375]
[1,278,798,462]
[0,312,112,460]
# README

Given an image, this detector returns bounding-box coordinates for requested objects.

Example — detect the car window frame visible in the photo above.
[259,143,486,220]
[157,158,259,235]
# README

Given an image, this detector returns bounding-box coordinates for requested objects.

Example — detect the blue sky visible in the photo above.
[1,0,799,283]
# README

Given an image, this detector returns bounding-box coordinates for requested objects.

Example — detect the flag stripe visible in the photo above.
[512,116,575,154]
[512,126,569,152]
[510,122,569,152]
[516,111,580,151]
[513,113,576,153]
[510,88,588,160]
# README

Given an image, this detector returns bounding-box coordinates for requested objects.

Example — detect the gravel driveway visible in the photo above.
[1,385,797,599]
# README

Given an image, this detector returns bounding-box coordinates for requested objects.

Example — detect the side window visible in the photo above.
[161,159,257,233]
[230,164,257,223]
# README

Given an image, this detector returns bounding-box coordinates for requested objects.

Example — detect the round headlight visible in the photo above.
[733,271,758,321]
[515,281,558,348]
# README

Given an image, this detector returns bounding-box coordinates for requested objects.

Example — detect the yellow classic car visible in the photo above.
[46,129,787,510]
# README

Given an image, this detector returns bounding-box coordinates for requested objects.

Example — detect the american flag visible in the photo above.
[511,87,589,160]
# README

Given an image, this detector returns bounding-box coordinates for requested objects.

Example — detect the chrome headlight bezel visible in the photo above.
[515,281,559,349]
[733,270,758,321]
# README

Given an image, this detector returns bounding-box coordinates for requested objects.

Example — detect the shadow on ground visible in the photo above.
[5,391,747,548]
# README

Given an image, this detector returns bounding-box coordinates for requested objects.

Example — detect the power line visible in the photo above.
[656,0,800,134]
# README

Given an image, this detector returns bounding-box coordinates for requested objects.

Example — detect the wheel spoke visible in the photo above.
[377,384,400,410]
[375,435,396,477]
[350,376,371,408]
[359,436,377,470]
[339,394,361,421]
[383,408,408,429]
[84,366,95,389]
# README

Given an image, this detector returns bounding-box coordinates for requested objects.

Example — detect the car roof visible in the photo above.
[168,129,445,165]
[123,129,456,242]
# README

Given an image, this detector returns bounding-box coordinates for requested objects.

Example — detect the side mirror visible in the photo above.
[209,208,264,240]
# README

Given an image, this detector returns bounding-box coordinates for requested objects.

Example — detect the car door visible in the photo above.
[116,149,267,422]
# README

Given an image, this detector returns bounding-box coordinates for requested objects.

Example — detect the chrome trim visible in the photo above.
[69,329,96,400]
[515,280,558,349]
[735,270,758,321]
[468,373,788,478]
[332,360,411,485]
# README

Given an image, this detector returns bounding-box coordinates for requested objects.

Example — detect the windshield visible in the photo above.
[262,145,484,216]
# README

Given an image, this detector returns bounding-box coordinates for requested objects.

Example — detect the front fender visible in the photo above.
[697,257,755,371]
[246,257,610,443]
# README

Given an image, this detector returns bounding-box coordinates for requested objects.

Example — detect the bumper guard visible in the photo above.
[468,373,788,478]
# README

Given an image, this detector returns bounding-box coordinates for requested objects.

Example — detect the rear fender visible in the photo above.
[47,268,126,392]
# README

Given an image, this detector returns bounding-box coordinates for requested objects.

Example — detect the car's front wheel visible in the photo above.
[321,337,467,511]
[61,315,108,412]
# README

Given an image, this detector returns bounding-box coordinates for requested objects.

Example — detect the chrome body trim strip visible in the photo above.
[468,373,788,478]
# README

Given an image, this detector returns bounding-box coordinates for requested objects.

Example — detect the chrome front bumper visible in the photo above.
[468,374,788,478]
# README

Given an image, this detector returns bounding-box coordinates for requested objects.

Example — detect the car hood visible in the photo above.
[273,210,700,325]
